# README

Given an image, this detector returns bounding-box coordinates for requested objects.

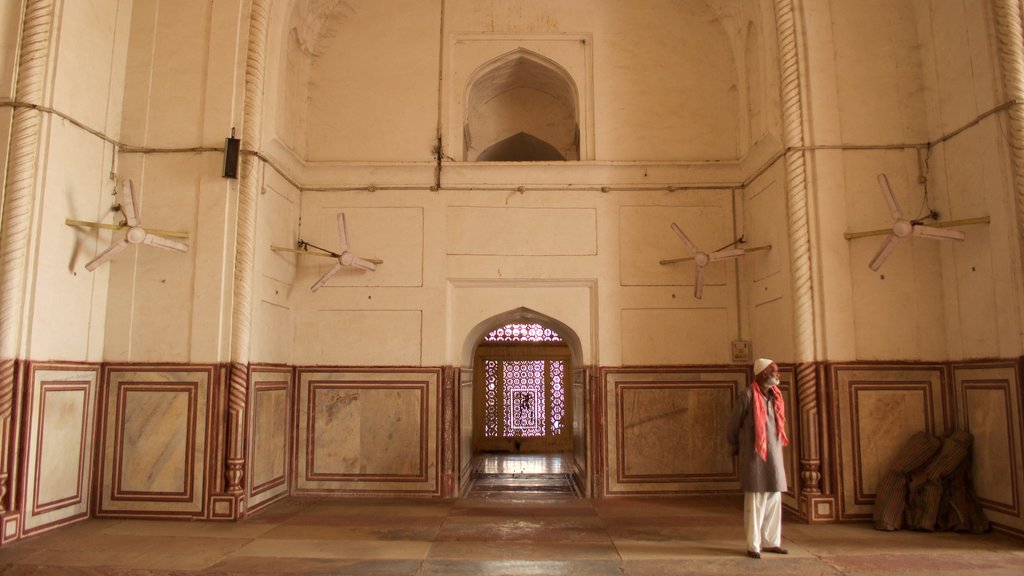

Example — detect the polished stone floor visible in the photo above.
[0,455,1021,575]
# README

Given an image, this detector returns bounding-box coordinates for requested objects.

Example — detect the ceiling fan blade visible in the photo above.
[85,238,130,271]
[670,222,700,255]
[337,212,350,253]
[708,248,746,262]
[693,265,705,299]
[912,224,966,241]
[868,233,901,271]
[122,180,140,228]
[143,233,189,253]
[311,261,343,292]
[350,256,377,271]
[877,174,903,221]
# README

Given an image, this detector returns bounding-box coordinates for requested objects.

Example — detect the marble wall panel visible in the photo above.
[296,369,440,495]
[952,363,1023,535]
[97,367,211,518]
[604,368,748,494]
[833,364,948,519]
[20,364,98,535]
[247,367,292,511]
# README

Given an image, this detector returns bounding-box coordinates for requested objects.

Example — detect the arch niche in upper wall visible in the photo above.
[463,49,580,162]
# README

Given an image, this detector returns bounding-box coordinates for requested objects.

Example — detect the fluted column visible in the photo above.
[225,0,269,497]
[993,0,1024,289]
[0,0,55,514]
[774,0,821,495]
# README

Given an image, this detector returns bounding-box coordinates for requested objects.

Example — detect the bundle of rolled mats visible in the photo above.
[872,429,990,533]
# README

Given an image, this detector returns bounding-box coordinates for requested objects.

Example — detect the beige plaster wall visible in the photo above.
[913,0,1023,361]
[19,0,1019,369]
[62,0,778,368]
[281,0,753,164]
[800,0,1021,361]
[14,0,131,363]
[104,0,248,363]
[274,0,773,368]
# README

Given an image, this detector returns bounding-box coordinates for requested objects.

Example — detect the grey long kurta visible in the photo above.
[727,385,788,493]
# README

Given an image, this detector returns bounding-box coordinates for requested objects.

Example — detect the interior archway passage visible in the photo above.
[473,344,572,454]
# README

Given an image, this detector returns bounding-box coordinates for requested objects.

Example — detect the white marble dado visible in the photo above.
[833,365,948,520]
[296,369,440,495]
[248,367,292,511]
[603,368,750,495]
[97,367,211,517]
[21,365,98,535]
[953,363,1024,535]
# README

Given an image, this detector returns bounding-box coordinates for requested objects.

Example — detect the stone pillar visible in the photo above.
[993,0,1024,315]
[224,0,270,509]
[0,0,55,516]
[773,0,823,498]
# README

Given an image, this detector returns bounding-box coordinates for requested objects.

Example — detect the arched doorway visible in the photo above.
[460,308,588,496]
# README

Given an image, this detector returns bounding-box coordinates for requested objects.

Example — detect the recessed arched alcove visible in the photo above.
[464,50,580,162]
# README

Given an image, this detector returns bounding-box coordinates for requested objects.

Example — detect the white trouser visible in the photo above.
[744,491,782,552]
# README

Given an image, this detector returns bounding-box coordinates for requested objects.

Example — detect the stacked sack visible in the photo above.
[873,430,989,533]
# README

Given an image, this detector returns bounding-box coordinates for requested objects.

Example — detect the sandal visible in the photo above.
[763,546,789,554]
[747,550,761,559]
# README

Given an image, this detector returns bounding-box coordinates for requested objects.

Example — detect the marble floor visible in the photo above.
[0,457,1021,575]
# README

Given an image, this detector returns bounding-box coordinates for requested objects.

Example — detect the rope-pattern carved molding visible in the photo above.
[225,0,270,496]
[774,0,815,364]
[994,0,1024,250]
[796,361,821,494]
[0,0,55,516]
[774,0,821,495]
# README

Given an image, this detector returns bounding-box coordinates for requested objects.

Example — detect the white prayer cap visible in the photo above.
[753,358,774,376]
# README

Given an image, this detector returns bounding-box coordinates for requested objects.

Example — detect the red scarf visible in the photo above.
[752,381,789,461]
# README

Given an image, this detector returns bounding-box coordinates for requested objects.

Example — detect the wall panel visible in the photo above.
[96,366,212,518]
[621,308,731,365]
[833,364,948,520]
[446,206,597,256]
[247,367,292,512]
[295,368,440,495]
[19,364,98,536]
[604,367,775,495]
[952,362,1023,536]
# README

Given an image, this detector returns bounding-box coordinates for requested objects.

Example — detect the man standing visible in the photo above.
[727,358,790,559]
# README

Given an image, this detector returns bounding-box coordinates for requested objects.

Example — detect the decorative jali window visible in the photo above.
[484,323,562,342]
[483,357,566,439]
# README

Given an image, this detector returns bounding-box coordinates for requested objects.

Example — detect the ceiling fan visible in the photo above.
[66,179,189,271]
[863,174,967,271]
[271,212,381,292]
[668,222,746,299]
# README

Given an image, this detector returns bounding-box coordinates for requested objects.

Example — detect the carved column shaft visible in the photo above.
[774,0,821,495]
[0,0,55,513]
[993,0,1024,302]
[225,0,269,497]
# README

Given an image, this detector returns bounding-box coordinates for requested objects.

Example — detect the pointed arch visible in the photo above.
[461,307,584,368]
[463,49,580,161]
